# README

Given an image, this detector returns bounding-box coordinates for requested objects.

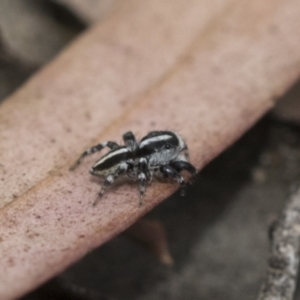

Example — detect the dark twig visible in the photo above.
[257,186,300,300]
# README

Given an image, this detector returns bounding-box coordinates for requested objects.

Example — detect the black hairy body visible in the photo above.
[70,131,197,206]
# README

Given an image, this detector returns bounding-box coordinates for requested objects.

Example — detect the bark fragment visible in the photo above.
[257,186,300,300]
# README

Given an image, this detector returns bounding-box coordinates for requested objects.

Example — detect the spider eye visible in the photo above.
[164,144,171,149]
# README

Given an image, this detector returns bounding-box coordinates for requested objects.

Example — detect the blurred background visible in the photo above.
[1,1,300,299]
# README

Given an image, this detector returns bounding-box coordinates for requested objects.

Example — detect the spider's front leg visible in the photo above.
[137,158,151,206]
[171,161,197,189]
[70,141,119,170]
[170,161,197,176]
[160,165,185,186]
[162,162,196,196]
[160,164,187,195]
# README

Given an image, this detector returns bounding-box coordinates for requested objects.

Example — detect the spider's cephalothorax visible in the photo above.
[71,131,197,206]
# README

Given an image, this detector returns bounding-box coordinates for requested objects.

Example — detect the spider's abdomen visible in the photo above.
[90,147,132,176]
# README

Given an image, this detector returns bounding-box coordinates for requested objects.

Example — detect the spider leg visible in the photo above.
[138,173,147,206]
[160,165,185,186]
[93,165,126,206]
[123,131,138,153]
[70,141,119,170]
[170,161,197,176]
[137,158,151,206]
[160,165,187,196]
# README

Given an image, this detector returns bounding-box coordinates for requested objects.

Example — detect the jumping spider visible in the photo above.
[70,131,197,206]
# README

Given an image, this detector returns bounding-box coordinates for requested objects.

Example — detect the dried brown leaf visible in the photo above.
[1,0,300,299]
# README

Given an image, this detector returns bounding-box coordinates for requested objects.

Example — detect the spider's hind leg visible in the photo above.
[70,141,119,170]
